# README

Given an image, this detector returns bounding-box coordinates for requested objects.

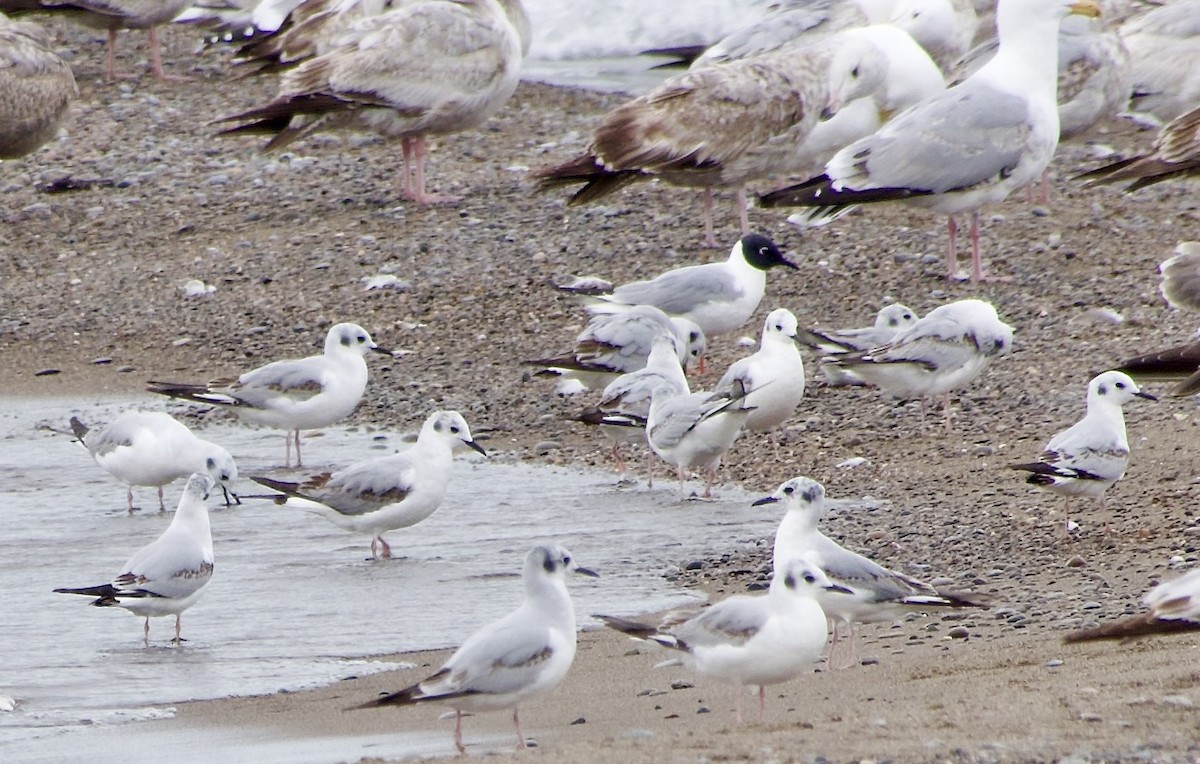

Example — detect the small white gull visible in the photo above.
[646,381,755,498]
[1010,370,1155,535]
[796,303,918,386]
[351,544,596,754]
[755,476,987,667]
[148,322,390,468]
[715,308,806,433]
[70,410,239,513]
[54,473,216,646]
[249,410,484,560]
[596,557,844,724]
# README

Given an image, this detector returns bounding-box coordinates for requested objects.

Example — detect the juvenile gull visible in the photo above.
[351,544,596,754]
[596,557,844,724]
[571,333,689,479]
[1118,243,1200,395]
[54,473,216,646]
[216,0,528,204]
[525,304,705,393]
[755,476,987,666]
[0,15,76,159]
[714,308,806,433]
[760,0,1103,282]
[249,410,484,560]
[646,381,755,498]
[1010,370,1155,535]
[1078,104,1200,190]
[70,410,239,512]
[1065,568,1200,642]
[148,322,389,468]
[1120,0,1200,123]
[796,303,918,386]
[559,234,796,339]
[823,298,1013,431]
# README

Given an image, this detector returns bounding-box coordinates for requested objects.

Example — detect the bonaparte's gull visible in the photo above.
[560,235,797,338]
[761,0,1103,282]
[526,304,704,393]
[70,411,239,513]
[824,298,1013,431]
[715,308,806,432]
[647,382,755,498]
[572,333,689,479]
[249,410,485,560]
[351,544,596,754]
[148,322,390,467]
[797,303,918,386]
[596,557,844,724]
[1010,370,1155,535]
[54,474,216,646]
[756,476,987,666]
[215,0,529,204]
[1065,567,1200,642]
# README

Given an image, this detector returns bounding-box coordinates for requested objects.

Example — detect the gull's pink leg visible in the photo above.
[400,137,416,199]
[513,708,527,750]
[294,430,303,468]
[106,28,119,80]
[945,215,959,279]
[127,486,135,514]
[158,486,166,512]
[943,391,953,435]
[702,188,717,248]
[735,187,750,236]
[825,618,841,669]
[454,709,465,755]
[408,137,461,205]
[969,210,983,283]
[758,685,766,724]
[143,617,150,647]
[378,536,392,559]
[611,442,627,474]
[284,433,292,469]
[645,450,654,489]
[174,615,183,644]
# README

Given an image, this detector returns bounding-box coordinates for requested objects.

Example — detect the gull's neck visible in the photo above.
[981,6,1064,104]
[525,574,574,627]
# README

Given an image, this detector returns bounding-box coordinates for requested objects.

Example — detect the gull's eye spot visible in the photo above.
[783,485,794,495]
[1115,382,1126,389]
[803,572,816,584]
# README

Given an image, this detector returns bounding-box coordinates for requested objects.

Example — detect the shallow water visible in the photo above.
[0,397,783,758]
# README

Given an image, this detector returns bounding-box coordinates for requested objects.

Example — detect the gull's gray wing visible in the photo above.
[672,594,768,648]
[231,355,330,404]
[648,391,738,449]
[835,78,1032,194]
[812,535,934,602]
[303,451,418,516]
[612,264,743,315]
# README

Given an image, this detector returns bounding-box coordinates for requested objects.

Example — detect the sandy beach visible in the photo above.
[3,20,1200,763]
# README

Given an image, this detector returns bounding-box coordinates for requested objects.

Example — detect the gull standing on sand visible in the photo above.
[596,557,845,724]
[1079,104,1200,190]
[715,308,806,433]
[534,24,922,246]
[754,476,986,667]
[216,0,529,204]
[0,15,76,160]
[70,411,239,512]
[0,0,192,79]
[823,298,1013,431]
[351,544,596,754]
[557,235,796,339]
[1118,242,1200,396]
[249,410,485,560]
[148,322,390,468]
[1065,567,1200,642]
[646,382,755,498]
[525,303,705,394]
[572,333,690,479]
[760,0,1103,282]
[796,303,919,386]
[54,473,216,646]
[1010,370,1156,535]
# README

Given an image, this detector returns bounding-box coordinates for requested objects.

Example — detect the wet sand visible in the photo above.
[2,21,1200,764]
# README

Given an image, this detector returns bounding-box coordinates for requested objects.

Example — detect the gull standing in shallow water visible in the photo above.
[755,476,987,667]
[54,473,216,646]
[351,544,597,754]
[760,0,1103,282]
[148,322,390,468]
[560,234,797,339]
[596,557,845,724]
[248,410,485,560]
[715,308,806,433]
[646,381,755,498]
[824,298,1013,432]
[70,410,239,512]
[1065,568,1200,642]
[1010,370,1155,536]
[215,0,529,205]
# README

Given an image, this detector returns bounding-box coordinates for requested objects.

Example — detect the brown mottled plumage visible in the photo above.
[1079,104,1200,190]
[0,15,75,159]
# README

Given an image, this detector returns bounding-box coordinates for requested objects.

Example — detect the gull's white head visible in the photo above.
[753,476,826,516]
[772,556,850,597]
[825,29,892,115]
[762,308,799,342]
[875,303,919,332]
[526,544,599,585]
[424,410,487,456]
[183,472,216,501]
[835,24,945,115]
[325,323,385,357]
[203,444,239,486]
[1087,371,1157,408]
[670,317,707,371]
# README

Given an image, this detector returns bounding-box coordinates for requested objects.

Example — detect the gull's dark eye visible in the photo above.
[357,335,367,343]
[450,426,460,434]
[563,555,571,566]
[850,65,859,78]
[1115,382,1126,389]
[783,485,794,495]
[904,313,913,320]
[803,572,816,584]
[207,457,216,468]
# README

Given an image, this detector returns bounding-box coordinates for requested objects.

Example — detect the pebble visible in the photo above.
[33,368,60,376]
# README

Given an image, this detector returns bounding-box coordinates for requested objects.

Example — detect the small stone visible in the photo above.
[533,440,560,453]
[33,368,60,376]
[1065,555,1086,568]
[570,717,586,725]
[670,680,694,690]
[1079,711,1102,722]
[1046,659,1064,668]
[696,706,710,714]
[685,560,704,571]
[948,626,970,639]
[90,357,112,365]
